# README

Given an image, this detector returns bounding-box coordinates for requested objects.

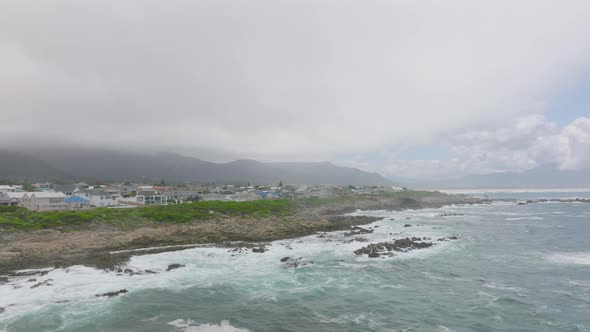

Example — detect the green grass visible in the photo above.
[0,190,442,231]
[0,199,296,231]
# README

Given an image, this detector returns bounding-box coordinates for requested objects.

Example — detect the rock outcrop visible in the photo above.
[354,237,435,258]
[166,264,185,271]
[95,289,128,298]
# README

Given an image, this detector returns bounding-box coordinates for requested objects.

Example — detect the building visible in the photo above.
[52,184,78,196]
[65,196,91,210]
[131,189,167,205]
[21,192,68,212]
[4,192,27,205]
[75,189,121,207]
[200,193,227,201]
[0,193,19,206]
[33,182,53,191]
[0,185,19,193]
[226,191,260,201]
[163,190,200,203]
[259,191,281,199]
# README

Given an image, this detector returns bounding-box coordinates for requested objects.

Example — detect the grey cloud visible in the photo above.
[367,116,590,181]
[1,0,590,165]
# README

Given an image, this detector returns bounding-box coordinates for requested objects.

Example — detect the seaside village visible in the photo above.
[0,182,405,212]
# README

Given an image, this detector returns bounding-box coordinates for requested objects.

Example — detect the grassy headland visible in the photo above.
[0,191,481,273]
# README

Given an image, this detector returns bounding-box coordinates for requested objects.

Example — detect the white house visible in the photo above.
[4,192,28,205]
[21,192,68,212]
[75,189,121,207]
[0,185,19,193]
[0,193,19,206]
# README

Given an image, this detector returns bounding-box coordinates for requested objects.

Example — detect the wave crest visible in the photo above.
[168,319,251,332]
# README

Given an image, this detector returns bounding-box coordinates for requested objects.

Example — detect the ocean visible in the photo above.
[1,191,590,331]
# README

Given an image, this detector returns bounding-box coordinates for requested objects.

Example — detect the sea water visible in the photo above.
[1,191,589,331]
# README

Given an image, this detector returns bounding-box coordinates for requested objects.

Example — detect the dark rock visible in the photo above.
[0,307,4,314]
[251,246,268,253]
[354,237,434,257]
[166,264,185,271]
[344,226,374,236]
[404,224,412,227]
[27,278,37,282]
[344,237,369,244]
[144,270,157,274]
[449,236,458,240]
[0,276,8,284]
[281,256,312,268]
[95,289,128,298]
[30,279,53,289]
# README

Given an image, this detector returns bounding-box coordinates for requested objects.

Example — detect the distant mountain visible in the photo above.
[0,151,68,181]
[0,149,392,186]
[422,166,590,189]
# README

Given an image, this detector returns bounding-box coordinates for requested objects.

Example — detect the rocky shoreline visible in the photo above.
[0,193,482,275]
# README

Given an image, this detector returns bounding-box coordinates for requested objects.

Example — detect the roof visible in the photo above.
[65,196,90,203]
[5,192,27,199]
[28,192,66,198]
[52,184,77,192]
[77,189,110,196]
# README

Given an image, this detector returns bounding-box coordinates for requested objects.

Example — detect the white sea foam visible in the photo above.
[547,252,590,265]
[167,319,251,332]
[505,216,544,221]
[0,209,454,328]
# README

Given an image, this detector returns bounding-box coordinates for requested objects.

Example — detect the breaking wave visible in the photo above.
[168,319,251,332]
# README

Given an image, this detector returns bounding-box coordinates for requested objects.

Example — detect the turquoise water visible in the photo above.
[1,191,590,331]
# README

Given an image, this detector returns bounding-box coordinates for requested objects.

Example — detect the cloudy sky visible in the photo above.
[2,0,589,180]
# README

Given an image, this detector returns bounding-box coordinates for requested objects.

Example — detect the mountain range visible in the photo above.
[409,166,590,189]
[0,149,392,186]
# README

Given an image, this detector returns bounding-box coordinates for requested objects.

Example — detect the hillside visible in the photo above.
[0,149,392,186]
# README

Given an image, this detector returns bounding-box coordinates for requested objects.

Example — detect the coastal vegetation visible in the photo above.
[0,191,451,231]
[0,199,297,231]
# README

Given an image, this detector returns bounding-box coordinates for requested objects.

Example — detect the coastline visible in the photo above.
[0,193,482,275]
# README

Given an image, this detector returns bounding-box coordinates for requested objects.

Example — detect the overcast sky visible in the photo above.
[2,0,590,180]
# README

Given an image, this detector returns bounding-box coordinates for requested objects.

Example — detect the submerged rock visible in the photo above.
[166,264,185,271]
[344,237,369,244]
[354,237,435,257]
[0,276,8,284]
[251,246,268,253]
[8,269,54,278]
[280,256,313,268]
[0,307,4,314]
[437,213,465,217]
[30,279,53,289]
[437,236,459,242]
[344,226,374,237]
[95,289,128,298]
